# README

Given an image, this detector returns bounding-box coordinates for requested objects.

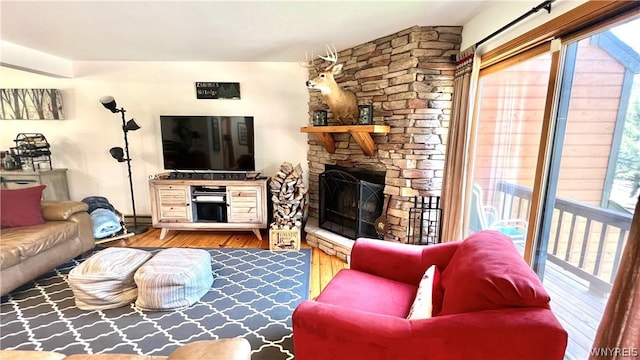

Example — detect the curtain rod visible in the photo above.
[476,0,555,48]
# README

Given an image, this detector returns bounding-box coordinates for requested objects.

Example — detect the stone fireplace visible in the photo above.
[303,25,461,260]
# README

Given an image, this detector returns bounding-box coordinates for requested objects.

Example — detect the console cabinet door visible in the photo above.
[154,184,192,222]
[227,185,263,223]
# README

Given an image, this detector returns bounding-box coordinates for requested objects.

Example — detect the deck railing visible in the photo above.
[493,181,632,296]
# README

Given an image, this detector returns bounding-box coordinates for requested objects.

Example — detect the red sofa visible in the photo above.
[292,230,568,359]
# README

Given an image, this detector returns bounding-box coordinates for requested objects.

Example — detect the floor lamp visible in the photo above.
[100,95,148,235]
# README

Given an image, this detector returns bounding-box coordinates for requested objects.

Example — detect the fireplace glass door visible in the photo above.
[319,167,385,239]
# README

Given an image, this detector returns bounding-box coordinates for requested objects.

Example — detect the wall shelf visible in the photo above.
[300,125,391,156]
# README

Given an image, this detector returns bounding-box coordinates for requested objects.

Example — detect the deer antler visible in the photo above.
[298,50,316,69]
[318,44,338,70]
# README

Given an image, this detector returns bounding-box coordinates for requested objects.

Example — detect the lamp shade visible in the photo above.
[99,96,119,113]
[109,147,125,162]
[124,119,141,131]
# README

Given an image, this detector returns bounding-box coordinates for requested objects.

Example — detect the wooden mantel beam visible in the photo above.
[300,125,391,156]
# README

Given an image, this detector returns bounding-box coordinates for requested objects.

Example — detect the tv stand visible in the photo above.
[149,173,268,240]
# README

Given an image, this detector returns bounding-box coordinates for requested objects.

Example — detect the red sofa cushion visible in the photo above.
[0,185,46,229]
[316,269,417,318]
[440,230,550,315]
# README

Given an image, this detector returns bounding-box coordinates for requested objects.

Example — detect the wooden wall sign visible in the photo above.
[195,82,241,99]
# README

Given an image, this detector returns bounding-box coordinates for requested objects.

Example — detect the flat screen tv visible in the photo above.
[160,115,255,171]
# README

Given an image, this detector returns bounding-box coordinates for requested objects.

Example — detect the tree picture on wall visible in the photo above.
[0,89,64,120]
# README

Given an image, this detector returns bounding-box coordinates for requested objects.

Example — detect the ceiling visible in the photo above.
[0,1,490,62]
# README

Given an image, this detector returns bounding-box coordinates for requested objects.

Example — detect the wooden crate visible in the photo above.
[269,228,301,251]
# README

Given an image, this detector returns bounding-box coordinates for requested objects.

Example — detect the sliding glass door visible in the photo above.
[466,14,639,360]
[536,18,638,359]
[467,48,552,256]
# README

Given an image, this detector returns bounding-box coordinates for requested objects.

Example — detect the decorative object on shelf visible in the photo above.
[0,89,64,120]
[12,133,52,170]
[195,82,241,99]
[358,105,373,125]
[312,110,328,126]
[2,152,17,170]
[302,45,358,125]
[99,95,148,235]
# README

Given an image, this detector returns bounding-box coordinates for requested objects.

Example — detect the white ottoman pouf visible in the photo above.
[69,247,153,310]
[134,248,214,311]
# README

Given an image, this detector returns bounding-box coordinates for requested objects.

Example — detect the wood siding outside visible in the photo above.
[475,38,624,209]
[474,37,628,283]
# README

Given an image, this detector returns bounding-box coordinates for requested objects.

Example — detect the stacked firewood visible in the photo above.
[270,162,307,229]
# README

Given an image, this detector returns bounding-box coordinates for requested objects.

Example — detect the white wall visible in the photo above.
[0,62,309,215]
[461,0,588,52]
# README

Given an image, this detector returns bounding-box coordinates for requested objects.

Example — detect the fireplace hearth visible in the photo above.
[319,166,385,239]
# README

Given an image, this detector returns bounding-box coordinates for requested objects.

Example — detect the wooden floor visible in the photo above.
[99,227,348,299]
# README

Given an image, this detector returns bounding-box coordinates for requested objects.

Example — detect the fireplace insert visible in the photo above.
[319,166,385,239]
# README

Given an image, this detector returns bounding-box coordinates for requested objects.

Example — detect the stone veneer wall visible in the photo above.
[305,25,462,243]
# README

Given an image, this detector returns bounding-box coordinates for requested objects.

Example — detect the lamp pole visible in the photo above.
[100,95,148,235]
[118,107,146,234]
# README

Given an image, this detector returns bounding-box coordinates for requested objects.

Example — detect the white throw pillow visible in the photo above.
[407,264,442,320]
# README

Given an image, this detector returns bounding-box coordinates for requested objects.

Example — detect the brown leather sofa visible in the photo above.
[0,338,252,360]
[0,201,95,296]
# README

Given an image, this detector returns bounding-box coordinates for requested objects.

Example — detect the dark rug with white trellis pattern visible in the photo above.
[0,247,311,360]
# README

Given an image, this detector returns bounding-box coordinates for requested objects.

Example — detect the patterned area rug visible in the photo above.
[0,247,311,360]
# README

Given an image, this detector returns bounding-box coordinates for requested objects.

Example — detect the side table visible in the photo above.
[0,168,70,201]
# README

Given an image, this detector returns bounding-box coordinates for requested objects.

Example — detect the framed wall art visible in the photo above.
[0,89,64,120]
[237,122,248,145]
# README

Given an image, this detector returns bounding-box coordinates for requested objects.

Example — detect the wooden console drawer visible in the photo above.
[158,189,189,203]
[159,205,190,220]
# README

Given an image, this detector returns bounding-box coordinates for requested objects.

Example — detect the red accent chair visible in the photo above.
[292,230,568,360]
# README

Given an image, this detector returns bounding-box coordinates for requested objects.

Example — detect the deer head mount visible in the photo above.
[303,45,359,125]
